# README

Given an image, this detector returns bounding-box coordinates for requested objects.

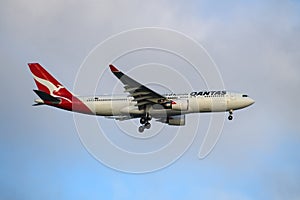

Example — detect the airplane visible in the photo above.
[28,63,255,133]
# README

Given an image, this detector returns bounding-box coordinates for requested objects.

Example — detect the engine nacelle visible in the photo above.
[171,99,189,111]
[167,115,185,126]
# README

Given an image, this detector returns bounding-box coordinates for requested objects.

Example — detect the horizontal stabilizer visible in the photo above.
[32,102,44,106]
[33,90,60,104]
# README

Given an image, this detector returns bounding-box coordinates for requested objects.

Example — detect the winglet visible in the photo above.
[109,64,119,72]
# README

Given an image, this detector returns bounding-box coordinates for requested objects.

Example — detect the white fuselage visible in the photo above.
[76,91,255,117]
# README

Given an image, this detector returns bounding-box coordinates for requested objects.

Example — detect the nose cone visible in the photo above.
[246,98,255,106]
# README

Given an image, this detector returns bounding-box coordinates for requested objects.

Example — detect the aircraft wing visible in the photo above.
[109,65,168,109]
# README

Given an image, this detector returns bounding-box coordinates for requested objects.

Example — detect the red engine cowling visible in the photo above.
[162,99,189,111]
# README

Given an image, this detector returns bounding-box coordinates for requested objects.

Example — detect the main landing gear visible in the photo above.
[138,114,152,133]
[228,109,233,120]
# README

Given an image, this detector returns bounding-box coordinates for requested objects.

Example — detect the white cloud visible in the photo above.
[1,0,300,199]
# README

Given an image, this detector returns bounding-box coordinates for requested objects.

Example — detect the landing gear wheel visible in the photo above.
[138,126,145,133]
[145,122,151,129]
[139,113,152,131]
[228,115,233,120]
[140,117,146,124]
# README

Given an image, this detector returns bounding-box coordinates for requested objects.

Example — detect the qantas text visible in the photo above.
[190,91,227,97]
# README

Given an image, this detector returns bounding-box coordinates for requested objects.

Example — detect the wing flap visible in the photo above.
[124,86,140,92]
[130,91,152,97]
[134,95,154,101]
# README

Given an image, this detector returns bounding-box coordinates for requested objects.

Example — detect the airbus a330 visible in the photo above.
[29,63,255,133]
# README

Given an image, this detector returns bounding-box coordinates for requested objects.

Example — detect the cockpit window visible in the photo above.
[242,94,248,97]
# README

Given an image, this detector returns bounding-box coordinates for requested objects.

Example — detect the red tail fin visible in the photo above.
[28,63,73,100]
[29,63,93,114]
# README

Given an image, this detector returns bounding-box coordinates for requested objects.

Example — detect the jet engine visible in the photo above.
[167,115,185,126]
[163,99,189,111]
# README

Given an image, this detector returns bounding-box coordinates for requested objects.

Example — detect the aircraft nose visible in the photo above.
[247,98,255,106]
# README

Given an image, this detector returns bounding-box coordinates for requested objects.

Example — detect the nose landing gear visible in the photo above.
[228,110,233,120]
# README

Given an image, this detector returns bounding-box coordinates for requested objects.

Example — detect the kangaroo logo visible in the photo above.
[33,74,72,103]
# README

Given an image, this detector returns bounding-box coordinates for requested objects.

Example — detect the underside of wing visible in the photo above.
[109,65,170,110]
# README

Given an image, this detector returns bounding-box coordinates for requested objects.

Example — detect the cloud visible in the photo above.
[1,0,300,199]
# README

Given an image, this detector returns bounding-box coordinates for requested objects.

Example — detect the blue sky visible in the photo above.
[1,0,300,199]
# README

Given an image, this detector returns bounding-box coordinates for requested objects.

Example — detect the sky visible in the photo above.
[1,0,300,199]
